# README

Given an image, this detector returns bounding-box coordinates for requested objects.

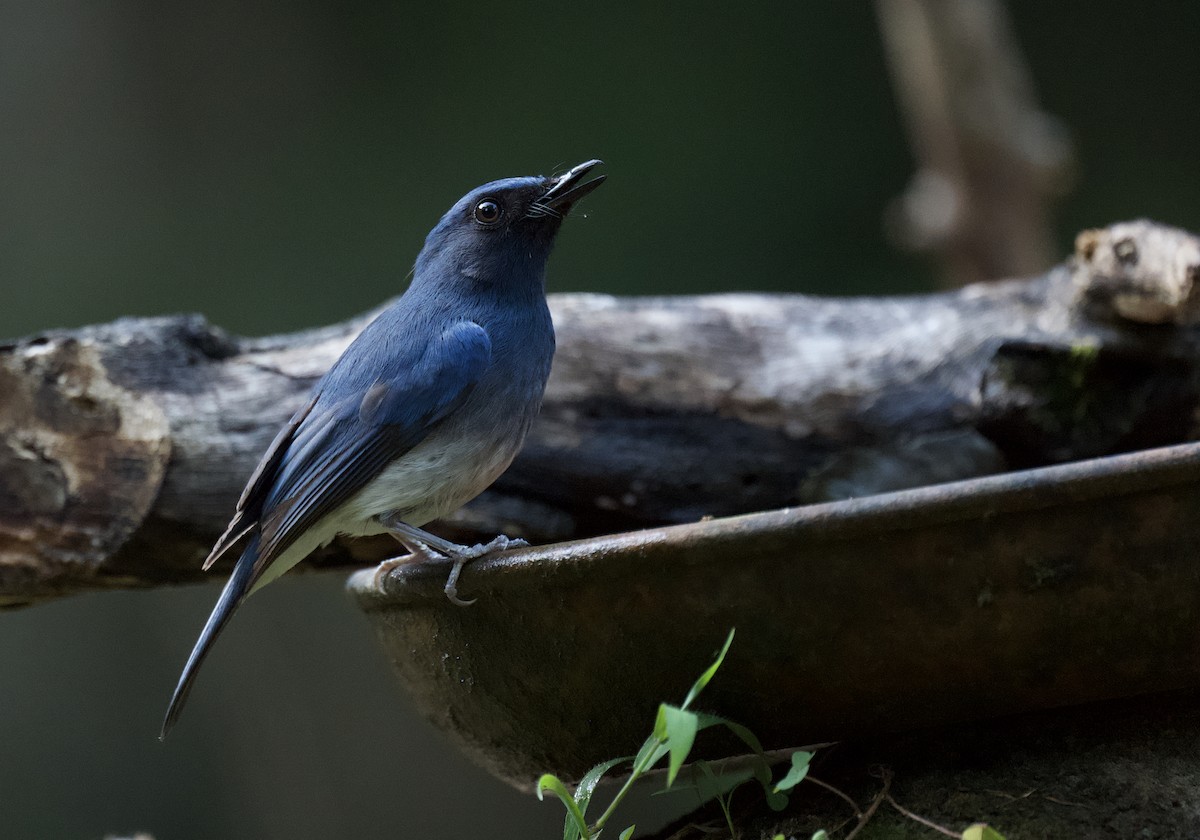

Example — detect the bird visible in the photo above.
[160,160,606,739]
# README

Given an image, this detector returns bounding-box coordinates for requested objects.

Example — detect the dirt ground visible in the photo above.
[650,689,1200,839]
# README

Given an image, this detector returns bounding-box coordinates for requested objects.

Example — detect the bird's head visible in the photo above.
[413,160,606,292]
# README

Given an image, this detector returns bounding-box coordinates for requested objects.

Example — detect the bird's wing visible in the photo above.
[202,392,320,571]
[247,320,492,582]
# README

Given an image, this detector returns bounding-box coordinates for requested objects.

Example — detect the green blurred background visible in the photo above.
[1,2,1197,838]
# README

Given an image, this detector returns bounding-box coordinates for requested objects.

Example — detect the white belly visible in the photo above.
[344,431,520,528]
[247,431,520,593]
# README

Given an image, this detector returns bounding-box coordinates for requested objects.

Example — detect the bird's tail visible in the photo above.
[160,536,259,740]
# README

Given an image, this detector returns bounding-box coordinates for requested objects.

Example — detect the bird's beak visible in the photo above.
[541,159,606,213]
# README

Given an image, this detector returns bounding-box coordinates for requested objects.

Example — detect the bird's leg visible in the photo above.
[375,529,479,606]
[376,514,528,606]
[372,531,442,590]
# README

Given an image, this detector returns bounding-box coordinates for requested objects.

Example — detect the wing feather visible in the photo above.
[202,392,320,571]
[246,320,492,582]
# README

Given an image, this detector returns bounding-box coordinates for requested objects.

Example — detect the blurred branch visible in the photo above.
[3,220,1199,606]
[876,0,1075,284]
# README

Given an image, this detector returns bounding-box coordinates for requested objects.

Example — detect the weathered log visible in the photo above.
[2,219,1198,605]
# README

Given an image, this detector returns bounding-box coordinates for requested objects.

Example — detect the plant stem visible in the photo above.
[716,792,737,839]
[885,793,959,837]
[844,769,892,840]
[591,738,667,833]
[805,775,864,817]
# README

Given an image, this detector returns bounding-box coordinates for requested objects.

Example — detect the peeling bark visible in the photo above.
[2,220,1198,605]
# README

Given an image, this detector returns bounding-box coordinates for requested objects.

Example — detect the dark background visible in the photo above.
[1,2,1197,838]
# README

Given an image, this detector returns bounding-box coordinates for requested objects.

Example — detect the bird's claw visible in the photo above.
[442,534,526,606]
[378,527,527,606]
[372,556,406,590]
[373,555,423,589]
[443,557,477,607]
[373,538,440,589]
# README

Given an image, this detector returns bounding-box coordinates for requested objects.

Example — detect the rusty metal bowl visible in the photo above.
[347,442,1200,789]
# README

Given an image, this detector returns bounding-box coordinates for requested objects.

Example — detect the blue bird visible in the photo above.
[161,160,605,738]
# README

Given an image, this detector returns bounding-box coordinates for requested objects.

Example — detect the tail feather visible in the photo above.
[160,537,260,740]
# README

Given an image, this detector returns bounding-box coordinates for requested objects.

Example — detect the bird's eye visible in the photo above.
[473,199,502,225]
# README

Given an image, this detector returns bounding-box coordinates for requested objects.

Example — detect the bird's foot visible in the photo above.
[441,535,528,606]
[458,534,529,560]
[373,535,444,589]
[372,557,404,590]
[377,516,528,607]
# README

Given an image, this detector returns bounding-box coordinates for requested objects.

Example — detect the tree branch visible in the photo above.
[2,219,1198,605]
[876,0,1074,284]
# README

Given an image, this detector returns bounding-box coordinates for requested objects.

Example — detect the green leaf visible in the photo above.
[695,713,767,756]
[696,762,738,837]
[717,717,766,756]
[618,827,636,840]
[773,750,813,793]
[574,756,630,814]
[811,831,829,840]
[692,711,728,733]
[765,788,789,811]
[676,761,754,800]
[654,704,700,786]
[690,711,780,797]
[681,629,736,709]
[632,733,670,773]
[536,774,589,840]
[699,713,774,777]
[962,825,1006,840]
